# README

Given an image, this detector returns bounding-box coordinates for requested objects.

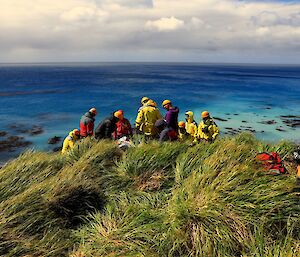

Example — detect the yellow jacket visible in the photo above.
[185,111,198,139]
[178,130,191,141]
[135,103,162,136]
[197,119,219,142]
[62,131,80,154]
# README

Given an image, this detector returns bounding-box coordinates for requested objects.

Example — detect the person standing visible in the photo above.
[80,108,97,137]
[197,111,219,143]
[162,99,179,131]
[185,111,198,140]
[135,100,162,137]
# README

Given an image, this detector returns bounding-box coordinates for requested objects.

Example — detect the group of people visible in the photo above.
[62,97,219,154]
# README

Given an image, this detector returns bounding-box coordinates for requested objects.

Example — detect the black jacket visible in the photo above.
[95,116,118,140]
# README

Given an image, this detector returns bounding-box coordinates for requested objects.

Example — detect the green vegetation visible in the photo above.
[0,133,299,257]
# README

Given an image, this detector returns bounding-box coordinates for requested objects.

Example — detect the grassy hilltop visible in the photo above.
[0,133,299,257]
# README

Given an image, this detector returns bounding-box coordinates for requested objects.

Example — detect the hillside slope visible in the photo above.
[0,134,299,257]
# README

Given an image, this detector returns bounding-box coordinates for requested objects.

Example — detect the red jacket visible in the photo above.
[114,118,132,139]
[80,112,95,137]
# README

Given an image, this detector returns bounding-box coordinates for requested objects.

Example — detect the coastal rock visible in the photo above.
[213,117,228,122]
[48,136,62,145]
[280,116,300,128]
[0,135,32,152]
[20,125,44,135]
[259,120,277,125]
[280,115,300,119]
[244,128,256,133]
[276,127,286,132]
[9,124,44,136]
[240,126,253,129]
[0,131,7,137]
[53,147,62,152]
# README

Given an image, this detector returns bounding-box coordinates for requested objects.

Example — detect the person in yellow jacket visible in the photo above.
[138,96,150,112]
[135,100,162,136]
[197,111,219,142]
[185,111,198,140]
[178,121,190,141]
[62,129,80,154]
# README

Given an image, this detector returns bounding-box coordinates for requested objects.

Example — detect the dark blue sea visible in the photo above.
[0,63,300,162]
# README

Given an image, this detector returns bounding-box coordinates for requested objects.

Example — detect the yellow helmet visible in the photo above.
[114,110,124,119]
[178,121,185,128]
[89,107,97,115]
[201,111,210,119]
[162,99,171,107]
[141,97,150,104]
[147,100,157,107]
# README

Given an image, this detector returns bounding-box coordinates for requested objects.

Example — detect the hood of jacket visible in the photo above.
[85,111,95,121]
[69,130,79,139]
[185,111,194,122]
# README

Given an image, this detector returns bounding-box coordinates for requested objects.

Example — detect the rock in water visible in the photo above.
[213,117,228,122]
[259,120,277,125]
[48,136,62,144]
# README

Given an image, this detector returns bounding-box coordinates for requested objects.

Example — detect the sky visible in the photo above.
[0,0,299,64]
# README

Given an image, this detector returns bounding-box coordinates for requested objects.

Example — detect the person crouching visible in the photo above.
[95,112,119,140]
[62,129,80,154]
[197,111,219,143]
[113,110,133,139]
[155,118,178,142]
[178,121,190,141]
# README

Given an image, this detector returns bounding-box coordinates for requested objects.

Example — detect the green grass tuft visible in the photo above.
[0,133,299,256]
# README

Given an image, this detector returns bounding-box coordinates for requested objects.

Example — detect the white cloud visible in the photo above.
[0,0,299,63]
[145,16,184,31]
[60,6,108,23]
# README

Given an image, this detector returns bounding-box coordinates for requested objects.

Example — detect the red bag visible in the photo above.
[256,152,286,175]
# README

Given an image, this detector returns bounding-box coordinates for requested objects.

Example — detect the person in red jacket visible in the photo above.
[113,110,133,139]
[80,108,97,137]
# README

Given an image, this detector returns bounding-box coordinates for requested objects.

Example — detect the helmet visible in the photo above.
[89,108,97,115]
[201,111,210,119]
[178,121,185,128]
[114,110,124,119]
[141,97,150,104]
[73,129,80,136]
[147,100,157,107]
[162,99,171,107]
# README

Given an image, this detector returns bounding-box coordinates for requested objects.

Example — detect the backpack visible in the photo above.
[256,152,286,175]
[168,129,178,141]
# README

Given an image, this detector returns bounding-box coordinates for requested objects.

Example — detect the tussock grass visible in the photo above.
[0,133,299,256]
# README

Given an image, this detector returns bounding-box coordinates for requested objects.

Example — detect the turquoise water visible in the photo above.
[0,63,299,161]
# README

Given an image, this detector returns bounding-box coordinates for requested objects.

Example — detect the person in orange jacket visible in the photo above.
[113,110,133,139]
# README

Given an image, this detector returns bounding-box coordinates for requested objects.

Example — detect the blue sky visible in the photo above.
[0,0,299,64]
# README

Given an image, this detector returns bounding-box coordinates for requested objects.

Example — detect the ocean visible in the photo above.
[0,63,300,162]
